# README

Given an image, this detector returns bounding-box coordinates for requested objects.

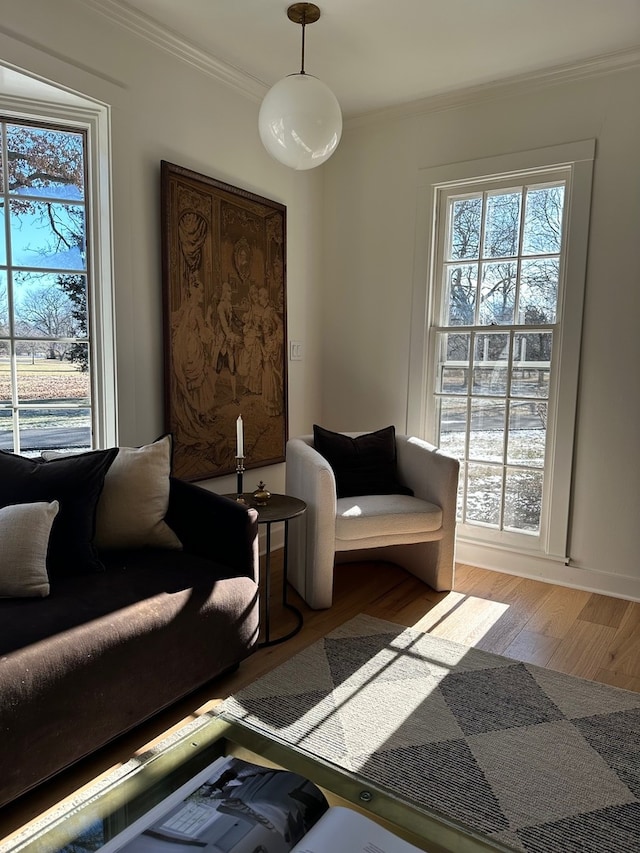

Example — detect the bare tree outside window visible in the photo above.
[0,120,91,454]
[435,180,565,535]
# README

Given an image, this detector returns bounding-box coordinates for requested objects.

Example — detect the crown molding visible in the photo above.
[78,1,640,127]
[345,45,640,130]
[78,0,266,102]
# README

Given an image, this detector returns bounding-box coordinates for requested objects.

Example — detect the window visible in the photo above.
[0,98,116,455]
[436,176,565,536]
[408,142,594,568]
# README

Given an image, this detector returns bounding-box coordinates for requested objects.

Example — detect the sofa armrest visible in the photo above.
[166,478,259,582]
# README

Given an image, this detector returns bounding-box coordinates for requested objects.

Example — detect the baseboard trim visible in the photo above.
[455,541,640,602]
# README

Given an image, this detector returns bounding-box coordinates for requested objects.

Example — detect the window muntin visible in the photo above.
[0,119,93,455]
[434,177,566,538]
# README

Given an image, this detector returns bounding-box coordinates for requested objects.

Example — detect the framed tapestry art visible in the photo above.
[161,161,287,480]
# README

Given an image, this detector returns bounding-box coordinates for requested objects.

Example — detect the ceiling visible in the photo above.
[102,0,640,118]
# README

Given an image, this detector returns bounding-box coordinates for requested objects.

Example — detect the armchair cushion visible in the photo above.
[313,424,413,498]
[336,494,442,541]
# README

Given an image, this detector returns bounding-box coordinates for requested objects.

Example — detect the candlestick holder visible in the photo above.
[235,456,246,503]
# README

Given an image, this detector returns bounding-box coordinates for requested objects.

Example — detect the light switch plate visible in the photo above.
[289,341,303,361]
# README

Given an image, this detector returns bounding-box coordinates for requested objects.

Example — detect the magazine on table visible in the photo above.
[97,755,426,853]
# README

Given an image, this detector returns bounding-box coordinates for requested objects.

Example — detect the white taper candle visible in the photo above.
[236,415,244,458]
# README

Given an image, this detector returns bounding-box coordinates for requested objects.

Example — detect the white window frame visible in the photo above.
[0,82,117,450]
[407,141,594,570]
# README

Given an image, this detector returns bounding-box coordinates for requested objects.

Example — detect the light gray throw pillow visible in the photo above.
[0,501,59,597]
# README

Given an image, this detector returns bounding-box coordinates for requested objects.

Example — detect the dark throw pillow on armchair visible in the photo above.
[313,425,413,499]
[0,448,119,577]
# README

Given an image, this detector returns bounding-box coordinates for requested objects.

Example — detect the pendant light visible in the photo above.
[258,3,342,170]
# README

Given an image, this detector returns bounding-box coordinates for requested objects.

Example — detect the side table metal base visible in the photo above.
[257,509,305,647]
[258,602,304,647]
[223,492,306,648]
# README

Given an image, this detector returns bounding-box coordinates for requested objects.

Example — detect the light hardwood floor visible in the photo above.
[2,558,639,842]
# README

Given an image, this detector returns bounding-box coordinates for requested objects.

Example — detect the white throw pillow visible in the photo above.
[0,501,59,597]
[43,435,182,550]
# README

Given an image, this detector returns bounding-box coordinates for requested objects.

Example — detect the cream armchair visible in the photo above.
[285,433,460,609]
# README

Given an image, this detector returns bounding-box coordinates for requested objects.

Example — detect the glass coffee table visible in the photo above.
[2,711,517,853]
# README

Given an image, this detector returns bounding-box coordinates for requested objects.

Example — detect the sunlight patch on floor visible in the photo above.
[412,591,510,646]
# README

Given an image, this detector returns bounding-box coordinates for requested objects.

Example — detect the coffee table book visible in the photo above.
[2,715,510,853]
[88,753,422,853]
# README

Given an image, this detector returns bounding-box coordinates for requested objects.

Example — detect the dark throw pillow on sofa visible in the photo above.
[0,448,119,577]
[313,425,413,499]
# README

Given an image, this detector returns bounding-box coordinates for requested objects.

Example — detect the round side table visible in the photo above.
[224,493,306,646]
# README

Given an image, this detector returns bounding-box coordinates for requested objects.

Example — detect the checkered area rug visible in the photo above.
[219,614,640,853]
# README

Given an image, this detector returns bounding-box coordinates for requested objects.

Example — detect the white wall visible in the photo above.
[323,68,640,599]
[0,0,324,498]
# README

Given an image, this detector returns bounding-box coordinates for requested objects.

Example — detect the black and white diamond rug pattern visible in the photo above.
[219,614,640,852]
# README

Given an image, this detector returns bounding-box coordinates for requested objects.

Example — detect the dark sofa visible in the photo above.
[0,478,260,808]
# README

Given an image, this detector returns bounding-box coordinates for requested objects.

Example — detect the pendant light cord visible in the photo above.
[300,11,307,74]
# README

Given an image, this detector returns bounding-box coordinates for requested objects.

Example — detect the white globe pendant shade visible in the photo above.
[259,73,342,170]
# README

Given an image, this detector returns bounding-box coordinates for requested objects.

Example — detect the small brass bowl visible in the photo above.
[253,481,271,506]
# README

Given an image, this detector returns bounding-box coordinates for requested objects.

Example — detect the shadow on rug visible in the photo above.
[219,613,640,853]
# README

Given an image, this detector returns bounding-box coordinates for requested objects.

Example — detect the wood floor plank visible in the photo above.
[545,620,618,679]
[469,576,557,655]
[450,563,483,586]
[503,629,562,667]
[593,668,640,692]
[412,591,468,633]
[600,600,640,679]
[521,585,591,639]
[454,564,523,600]
[577,593,630,627]
[426,593,512,648]
[364,570,438,622]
